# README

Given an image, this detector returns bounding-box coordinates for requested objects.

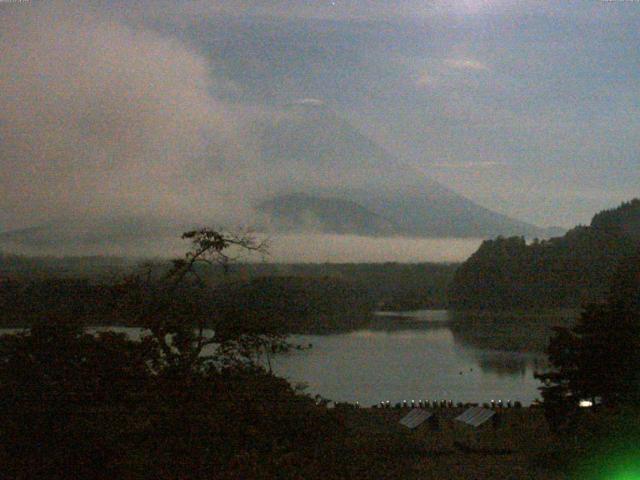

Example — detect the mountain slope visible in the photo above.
[253,103,553,238]
[256,193,398,236]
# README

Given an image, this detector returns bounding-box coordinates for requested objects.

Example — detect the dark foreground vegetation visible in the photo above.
[0,320,426,480]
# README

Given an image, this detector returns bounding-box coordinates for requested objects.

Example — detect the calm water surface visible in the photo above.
[271,311,554,406]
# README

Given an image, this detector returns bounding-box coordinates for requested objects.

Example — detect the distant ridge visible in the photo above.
[0,216,188,249]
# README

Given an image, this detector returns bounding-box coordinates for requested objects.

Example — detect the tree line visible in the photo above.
[449,199,640,310]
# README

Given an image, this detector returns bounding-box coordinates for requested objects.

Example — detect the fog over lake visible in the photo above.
[0,234,483,263]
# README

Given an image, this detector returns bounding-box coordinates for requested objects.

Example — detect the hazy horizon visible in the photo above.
[0,231,483,264]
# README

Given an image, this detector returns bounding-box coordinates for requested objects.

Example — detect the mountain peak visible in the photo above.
[254,107,551,238]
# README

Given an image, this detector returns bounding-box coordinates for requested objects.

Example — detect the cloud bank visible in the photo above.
[0,232,483,263]
[0,2,260,231]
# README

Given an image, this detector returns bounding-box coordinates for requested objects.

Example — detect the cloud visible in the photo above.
[0,232,483,263]
[268,234,482,262]
[444,58,489,71]
[105,0,546,24]
[1,0,637,236]
[415,72,435,88]
[0,2,263,230]
[289,98,325,107]
[431,161,508,169]
[412,55,490,90]
[103,0,437,23]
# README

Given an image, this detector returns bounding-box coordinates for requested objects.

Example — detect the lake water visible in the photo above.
[1,310,572,406]
[270,311,551,406]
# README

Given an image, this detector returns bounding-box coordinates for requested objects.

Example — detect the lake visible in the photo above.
[269,310,557,406]
[1,309,574,406]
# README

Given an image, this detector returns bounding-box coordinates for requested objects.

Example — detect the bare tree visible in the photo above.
[118,228,286,373]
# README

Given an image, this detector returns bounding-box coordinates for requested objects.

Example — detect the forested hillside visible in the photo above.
[0,258,457,330]
[449,199,640,310]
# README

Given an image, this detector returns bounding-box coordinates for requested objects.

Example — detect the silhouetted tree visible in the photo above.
[115,228,292,372]
[536,254,640,429]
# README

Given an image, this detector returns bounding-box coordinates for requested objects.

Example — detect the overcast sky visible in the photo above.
[1,0,638,231]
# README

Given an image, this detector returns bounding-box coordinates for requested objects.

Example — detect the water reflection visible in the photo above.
[448,309,577,353]
[367,314,451,333]
[369,310,564,376]
[269,310,574,405]
[475,354,528,377]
